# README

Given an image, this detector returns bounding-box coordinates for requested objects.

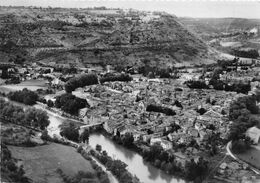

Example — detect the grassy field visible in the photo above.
[0,79,48,94]
[8,143,96,183]
[236,145,260,170]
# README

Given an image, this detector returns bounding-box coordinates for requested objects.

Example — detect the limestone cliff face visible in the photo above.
[0,7,211,67]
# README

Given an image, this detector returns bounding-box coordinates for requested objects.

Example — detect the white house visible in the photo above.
[150,138,173,150]
[249,27,258,35]
[245,126,260,144]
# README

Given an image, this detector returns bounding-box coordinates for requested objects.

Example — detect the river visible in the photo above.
[0,96,185,183]
[89,133,185,183]
[43,110,185,183]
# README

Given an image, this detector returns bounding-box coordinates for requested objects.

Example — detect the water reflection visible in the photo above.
[89,133,186,183]
[41,108,186,183]
[146,161,160,180]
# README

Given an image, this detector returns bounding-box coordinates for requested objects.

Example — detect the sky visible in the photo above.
[1,0,260,19]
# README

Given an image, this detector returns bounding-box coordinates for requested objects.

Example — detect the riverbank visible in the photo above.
[99,130,188,180]
[44,133,123,183]
[35,102,85,124]
[89,132,186,183]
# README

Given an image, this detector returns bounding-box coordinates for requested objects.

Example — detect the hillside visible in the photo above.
[0,6,214,68]
[179,17,260,39]
[179,17,260,59]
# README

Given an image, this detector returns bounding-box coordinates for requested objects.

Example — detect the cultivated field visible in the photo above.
[8,143,96,183]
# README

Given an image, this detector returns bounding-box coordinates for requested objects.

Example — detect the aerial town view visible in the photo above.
[0,1,260,183]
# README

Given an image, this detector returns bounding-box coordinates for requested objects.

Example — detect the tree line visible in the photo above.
[65,74,98,93]
[185,66,251,94]
[100,73,133,83]
[228,95,260,153]
[90,146,140,183]
[141,143,208,181]
[7,88,39,105]
[1,143,30,183]
[0,99,50,130]
[232,48,259,59]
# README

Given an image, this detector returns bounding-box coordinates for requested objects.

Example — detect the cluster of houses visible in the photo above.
[73,76,240,163]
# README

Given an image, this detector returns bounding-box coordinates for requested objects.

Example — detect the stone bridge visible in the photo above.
[79,122,104,134]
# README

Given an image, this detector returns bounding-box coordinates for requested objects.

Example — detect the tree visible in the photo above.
[197,107,207,115]
[209,67,223,85]
[160,151,169,162]
[7,88,38,105]
[55,93,88,115]
[144,144,163,162]
[229,95,259,120]
[174,100,183,109]
[102,150,108,156]
[185,157,208,181]
[121,133,134,147]
[254,88,260,103]
[77,146,84,153]
[24,108,50,130]
[60,122,79,142]
[14,55,26,65]
[146,104,176,116]
[228,95,259,141]
[41,129,50,140]
[47,100,54,107]
[80,129,89,143]
[1,144,30,183]
[0,99,49,129]
[96,144,102,152]
[154,159,161,168]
